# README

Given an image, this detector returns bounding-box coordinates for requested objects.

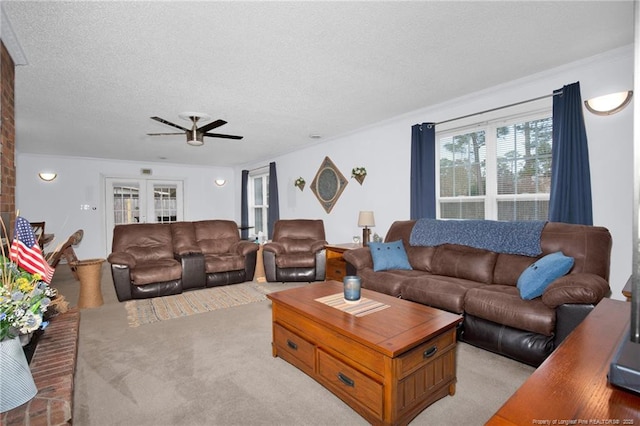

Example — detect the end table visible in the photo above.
[324,243,361,281]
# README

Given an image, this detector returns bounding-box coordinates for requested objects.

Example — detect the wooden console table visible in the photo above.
[487,298,640,425]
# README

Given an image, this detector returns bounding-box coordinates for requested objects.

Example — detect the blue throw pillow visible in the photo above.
[517,251,574,300]
[369,240,412,272]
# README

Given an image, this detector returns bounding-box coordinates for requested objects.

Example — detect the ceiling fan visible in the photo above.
[147,112,243,146]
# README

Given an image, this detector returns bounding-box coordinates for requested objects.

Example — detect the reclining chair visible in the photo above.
[262,219,327,282]
[108,223,183,301]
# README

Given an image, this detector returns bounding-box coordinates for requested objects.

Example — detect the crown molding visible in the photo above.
[1,6,28,65]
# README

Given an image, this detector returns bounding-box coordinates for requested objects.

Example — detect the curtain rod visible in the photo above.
[432,90,562,127]
[243,165,269,173]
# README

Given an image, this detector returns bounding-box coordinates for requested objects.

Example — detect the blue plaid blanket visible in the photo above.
[409,219,546,256]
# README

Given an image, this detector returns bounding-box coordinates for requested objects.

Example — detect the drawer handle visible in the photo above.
[337,372,355,387]
[423,346,438,358]
[286,339,298,350]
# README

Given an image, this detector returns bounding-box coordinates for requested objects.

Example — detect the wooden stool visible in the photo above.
[72,258,105,308]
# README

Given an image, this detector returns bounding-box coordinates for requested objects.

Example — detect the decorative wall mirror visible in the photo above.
[310,156,348,213]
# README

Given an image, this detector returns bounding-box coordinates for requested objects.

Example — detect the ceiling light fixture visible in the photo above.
[187,131,205,146]
[584,90,633,116]
[38,172,57,182]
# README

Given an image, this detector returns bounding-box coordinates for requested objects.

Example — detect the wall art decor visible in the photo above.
[351,166,367,185]
[310,156,348,214]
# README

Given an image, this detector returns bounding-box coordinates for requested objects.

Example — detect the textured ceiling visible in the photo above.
[1,1,635,167]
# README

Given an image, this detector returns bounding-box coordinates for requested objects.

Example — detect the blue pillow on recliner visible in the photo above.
[369,240,412,272]
[517,251,574,300]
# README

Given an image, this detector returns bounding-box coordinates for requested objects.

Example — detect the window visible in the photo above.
[437,111,552,221]
[249,170,269,239]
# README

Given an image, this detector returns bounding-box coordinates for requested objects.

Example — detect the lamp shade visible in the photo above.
[358,211,375,227]
[584,90,633,116]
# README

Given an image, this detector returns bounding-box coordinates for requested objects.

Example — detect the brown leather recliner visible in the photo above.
[109,223,183,301]
[191,220,259,288]
[262,219,327,282]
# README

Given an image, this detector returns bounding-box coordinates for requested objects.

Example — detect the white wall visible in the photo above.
[16,155,235,258]
[17,46,633,300]
[237,46,634,300]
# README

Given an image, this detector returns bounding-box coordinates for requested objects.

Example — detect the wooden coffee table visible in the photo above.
[267,280,463,425]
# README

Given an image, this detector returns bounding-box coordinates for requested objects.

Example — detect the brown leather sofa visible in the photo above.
[262,219,327,282]
[108,220,259,301]
[343,220,612,366]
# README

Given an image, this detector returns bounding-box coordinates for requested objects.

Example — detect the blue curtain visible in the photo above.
[240,170,249,240]
[549,82,593,225]
[267,162,280,237]
[410,123,436,219]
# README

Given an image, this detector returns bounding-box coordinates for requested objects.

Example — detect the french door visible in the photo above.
[105,178,184,252]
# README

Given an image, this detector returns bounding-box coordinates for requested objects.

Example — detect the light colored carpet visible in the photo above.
[124,282,273,327]
[50,264,534,425]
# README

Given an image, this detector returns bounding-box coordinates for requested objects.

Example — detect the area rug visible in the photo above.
[125,282,273,327]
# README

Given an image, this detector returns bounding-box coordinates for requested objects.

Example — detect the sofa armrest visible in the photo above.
[263,241,285,255]
[174,245,201,256]
[107,252,136,268]
[541,273,610,308]
[310,240,329,253]
[231,240,260,256]
[342,247,373,271]
[110,263,133,302]
[176,252,205,290]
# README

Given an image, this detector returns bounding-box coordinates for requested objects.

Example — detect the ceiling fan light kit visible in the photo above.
[147,111,243,146]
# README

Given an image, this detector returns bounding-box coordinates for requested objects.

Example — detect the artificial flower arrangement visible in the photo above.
[351,167,367,184]
[0,258,56,342]
[351,167,367,178]
[294,177,306,190]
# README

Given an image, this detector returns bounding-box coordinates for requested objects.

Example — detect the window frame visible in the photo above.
[436,106,553,221]
[248,168,269,239]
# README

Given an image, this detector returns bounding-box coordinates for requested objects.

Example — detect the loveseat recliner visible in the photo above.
[262,219,327,282]
[343,219,612,366]
[108,220,259,301]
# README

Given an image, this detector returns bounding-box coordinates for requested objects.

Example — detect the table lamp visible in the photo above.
[358,211,375,247]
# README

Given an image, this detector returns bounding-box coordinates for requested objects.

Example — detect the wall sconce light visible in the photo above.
[38,172,57,182]
[214,179,226,187]
[584,90,633,116]
[358,211,375,247]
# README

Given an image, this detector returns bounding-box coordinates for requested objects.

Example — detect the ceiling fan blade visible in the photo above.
[150,116,189,132]
[197,119,227,133]
[204,133,243,140]
[147,132,185,136]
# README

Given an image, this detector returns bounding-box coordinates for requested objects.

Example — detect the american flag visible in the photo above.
[9,216,55,283]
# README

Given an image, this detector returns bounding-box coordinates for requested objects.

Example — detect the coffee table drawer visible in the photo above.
[274,323,315,373]
[317,349,383,419]
[398,328,456,377]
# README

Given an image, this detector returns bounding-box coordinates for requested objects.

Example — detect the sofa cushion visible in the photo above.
[358,268,421,297]
[204,253,245,273]
[401,275,485,314]
[517,251,574,300]
[405,245,437,272]
[369,240,412,272]
[431,244,497,284]
[464,285,556,336]
[278,237,317,254]
[130,259,182,285]
[275,252,316,268]
[493,253,536,286]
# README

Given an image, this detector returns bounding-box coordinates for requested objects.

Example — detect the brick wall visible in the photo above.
[1,40,16,232]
